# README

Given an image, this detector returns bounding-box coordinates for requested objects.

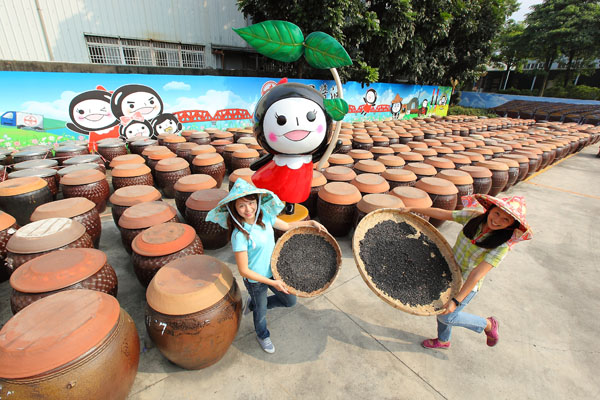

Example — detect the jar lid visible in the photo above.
[211,139,232,146]
[13,159,58,171]
[357,193,404,214]
[13,148,48,157]
[328,153,354,165]
[460,151,486,162]
[60,169,106,185]
[58,164,100,178]
[164,135,186,143]
[111,163,152,178]
[413,147,438,157]
[0,176,47,196]
[146,255,235,315]
[224,143,247,153]
[378,155,405,167]
[390,186,433,208]
[353,135,373,144]
[348,149,374,160]
[229,168,254,184]
[6,218,86,254]
[0,290,119,379]
[459,165,493,178]
[10,248,107,293]
[351,173,390,194]
[494,157,520,168]
[130,138,157,147]
[97,138,125,148]
[407,141,427,149]
[354,160,386,174]
[109,185,162,206]
[190,131,210,139]
[381,168,417,182]
[323,166,356,182]
[148,151,176,161]
[424,156,455,170]
[30,197,96,220]
[108,154,145,168]
[415,177,459,195]
[192,152,224,166]
[311,170,327,187]
[0,211,16,231]
[118,201,177,229]
[8,167,57,179]
[318,181,362,205]
[436,169,474,185]
[174,174,217,193]
[444,154,471,164]
[186,188,228,211]
[190,145,217,155]
[370,146,394,156]
[399,151,425,162]
[476,160,509,171]
[142,145,170,156]
[470,147,494,156]
[131,222,196,257]
[403,162,437,176]
[155,157,189,172]
[232,148,260,159]
[502,154,529,164]
[237,137,258,145]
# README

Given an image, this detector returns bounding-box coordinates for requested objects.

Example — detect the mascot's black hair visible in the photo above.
[110,84,163,120]
[151,113,182,136]
[67,89,118,134]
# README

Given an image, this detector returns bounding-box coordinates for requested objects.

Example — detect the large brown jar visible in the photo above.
[300,170,327,218]
[147,150,177,175]
[353,160,386,176]
[118,201,178,253]
[424,156,456,173]
[317,182,362,237]
[0,212,18,282]
[378,155,405,170]
[13,159,58,171]
[9,248,118,314]
[352,135,374,151]
[348,149,374,163]
[176,142,200,163]
[145,255,241,369]
[390,186,433,221]
[192,153,226,187]
[403,162,437,181]
[370,146,395,159]
[501,154,529,183]
[8,167,59,200]
[444,153,471,169]
[415,177,458,227]
[164,134,187,153]
[351,173,390,196]
[12,148,51,163]
[323,166,356,183]
[111,164,154,191]
[62,154,106,173]
[436,170,474,210]
[382,168,417,189]
[185,189,229,249]
[328,153,355,168]
[96,138,127,165]
[174,174,217,216]
[223,143,248,172]
[155,157,191,198]
[131,222,204,287]
[54,145,88,165]
[0,176,53,226]
[129,138,157,155]
[0,290,139,400]
[398,151,425,163]
[61,169,110,213]
[189,131,211,145]
[231,148,260,171]
[5,218,93,274]
[459,166,493,195]
[108,154,145,169]
[475,160,509,196]
[109,185,162,226]
[354,193,404,227]
[228,168,255,190]
[493,157,520,191]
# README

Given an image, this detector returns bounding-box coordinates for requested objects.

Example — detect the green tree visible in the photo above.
[491,20,527,90]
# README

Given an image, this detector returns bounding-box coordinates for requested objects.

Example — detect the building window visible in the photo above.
[85,35,205,68]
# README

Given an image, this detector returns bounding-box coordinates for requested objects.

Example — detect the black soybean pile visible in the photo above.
[276,233,338,293]
[359,220,452,307]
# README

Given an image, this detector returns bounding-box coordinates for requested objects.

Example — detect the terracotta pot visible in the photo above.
[435,170,472,207]
[493,157,520,190]
[9,248,118,314]
[132,222,204,287]
[513,150,541,174]
[389,186,432,221]
[231,148,260,171]
[459,166,493,195]
[61,169,110,214]
[476,160,509,196]
[164,135,187,153]
[174,174,218,216]
[192,153,226,187]
[118,201,178,254]
[13,159,58,171]
[443,153,471,169]
[501,154,529,182]
[317,182,362,237]
[155,157,191,198]
[353,160,386,175]
[108,154,145,169]
[322,166,356,183]
[185,189,229,249]
[97,139,128,165]
[371,136,390,148]
[403,162,437,181]
[0,290,139,400]
[211,139,233,155]
[378,155,405,170]
[370,146,395,159]
[58,164,105,181]
[0,212,18,282]
[348,149,374,163]
[5,218,93,275]
[415,177,458,227]
[147,150,176,176]
[145,255,241,369]
[350,173,390,196]
[354,193,404,227]
[109,185,162,226]
[222,144,248,172]
[129,138,158,155]
[381,168,417,189]
[328,153,354,168]
[300,170,327,218]
[175,142,200,163]
[8,167,59,199]
[352,135,374,151]
[228,168,255,190]
[31,197,102,248]
[424,156,455,173]
[54,145,89,165]
[0,176,53,226]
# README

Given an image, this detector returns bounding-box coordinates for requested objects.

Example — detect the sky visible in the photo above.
[511,0,544,21]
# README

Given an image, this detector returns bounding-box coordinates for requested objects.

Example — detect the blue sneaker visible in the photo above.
[257,336,275,353]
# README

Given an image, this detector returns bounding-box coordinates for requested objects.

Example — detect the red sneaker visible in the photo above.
[485,316,499,346]
[421,338,450,349]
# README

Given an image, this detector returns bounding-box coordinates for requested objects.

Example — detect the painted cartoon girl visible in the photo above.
[390,94,404,120]
[119,119,154,141]
[111,84,164,124]
[361,88,377,115]
[152,113,182,136]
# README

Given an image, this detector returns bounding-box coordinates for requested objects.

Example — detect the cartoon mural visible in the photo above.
[0,71,451,150]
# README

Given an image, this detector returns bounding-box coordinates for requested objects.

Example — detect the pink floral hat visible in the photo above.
[462,194,532,247]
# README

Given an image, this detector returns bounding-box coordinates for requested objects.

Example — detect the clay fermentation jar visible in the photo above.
[5,218,93,274]
[145,255,241,369]
[231,148,260,171]
[63,154,106,173]
[0,212,18,282]
[96,138,128,165]
[164,135,186,153]
[9,248,118,314]
[436,170,474,210]
[493,157,520,190]
[317,182,362,237]
[228,168,255,190]
[131,222,204,287]
[328,154,354,168]
[185,189,229,249]
[175,175,218,217]
[118,201,178,254]
[155,157,191,198]
[222,143,248,172]
[175,142,200,163]
[353,160,386,175]
[189,132,211,145]
[501,154,529,183]
[415,177,458,227]
[54,145,88,165]
[300,170,327,218]
[378,155,405,169]
[351,173,390,196]
[13,159,58,171]
[129,138,157,155]
[61,169,110,213]
[476,160,509,196]
[381,168,417,189]
[8,167,59,199]
[31,197,102,248]
[12,148,50,163]
[390,186,432,221]
[108,154,145,169]
[322,166,356,183]
[111,164,154,191]
[459,166,493,195]
[109,185,162,226]
[0,290,139,399]
[0,176,53,226]
[403,162,437,181]
[192,153,226,187]
[354,193,404,227]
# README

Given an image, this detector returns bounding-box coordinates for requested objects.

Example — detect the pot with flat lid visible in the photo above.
[0,176,52,226]
[96,139,127,165]
[145,254,241,369]
[351,173,390,195]
[109,185,162,226]
[118,201,179,253]
[300,170,328,218]
[355,193,404,227]
[322,166,356,183]
[112,163,154,191]
[192,153,226,187]
[354,159,386,175]
[109,154,145,168]
[382,168,417,189]
[61,169,110,213]
[459,165,493,195]
[0,211,18,282]
[228,168,254,190]
[8,167,59,199]
[435,170,474,210]
[317,182,362,237]
[390,186,432,221]
[174,174,218,216]
[132,222,204,287]
[185,189,229,249]
[0,290,139,399]
[155,157,191,198]
[13,158,58,171]
[415,177,458,227]
[475,160,509,196]
[9,248,118,313]
[129,138,158,155]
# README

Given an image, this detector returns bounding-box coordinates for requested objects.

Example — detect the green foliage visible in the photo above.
[447,106,499,117]
[233,21,304,63]
[545,85,600,100]
[324,98,350,121]
[304,32,352,69]
[497,88,540,96]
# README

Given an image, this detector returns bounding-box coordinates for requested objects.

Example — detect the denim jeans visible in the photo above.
[243,279,297,340]
[437,290,487,342]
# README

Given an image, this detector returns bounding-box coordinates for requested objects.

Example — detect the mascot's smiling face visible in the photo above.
[72,98,114,130]
[262,97,327,155]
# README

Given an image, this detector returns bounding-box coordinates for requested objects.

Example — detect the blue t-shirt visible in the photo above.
[231,214,276,283]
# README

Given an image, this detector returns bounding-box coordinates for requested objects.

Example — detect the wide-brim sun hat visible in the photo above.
[206,178,284,229]
[462,193,532,247]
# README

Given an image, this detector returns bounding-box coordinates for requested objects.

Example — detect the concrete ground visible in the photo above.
[1,145,599,400]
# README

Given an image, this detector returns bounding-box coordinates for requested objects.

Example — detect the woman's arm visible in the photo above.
[234,251,289,294]
[441,261,493,315]
[273,217,326,232]
[403,206,454,221]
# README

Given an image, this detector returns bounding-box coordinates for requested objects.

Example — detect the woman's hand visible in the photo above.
[441,300,457,315]
[401,207,413,213]
[270,279,290,294]
[309,220,326,232]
